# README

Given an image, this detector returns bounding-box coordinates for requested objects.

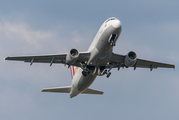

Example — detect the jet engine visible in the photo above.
[66,48,79,64]
[124,51,137,67]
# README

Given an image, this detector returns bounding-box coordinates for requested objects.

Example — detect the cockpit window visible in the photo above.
[105,18,116,23]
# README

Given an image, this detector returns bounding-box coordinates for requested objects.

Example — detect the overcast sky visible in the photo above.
[0,0,178,120]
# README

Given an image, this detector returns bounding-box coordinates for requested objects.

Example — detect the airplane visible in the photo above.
[5,17,175,98]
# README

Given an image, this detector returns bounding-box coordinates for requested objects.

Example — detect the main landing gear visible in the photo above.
[82,70,90,76]
[102,69,111,78]
[80,62,116,78]
[81,62,90,77]
[102,63,116,78]
[81,66,112,78]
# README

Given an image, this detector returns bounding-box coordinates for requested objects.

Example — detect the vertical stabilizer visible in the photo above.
[70,66,77,79]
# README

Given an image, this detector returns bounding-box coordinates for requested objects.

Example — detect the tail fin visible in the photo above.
[70,66,77,79]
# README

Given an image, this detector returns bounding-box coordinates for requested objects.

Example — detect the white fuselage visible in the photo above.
[70,17,122,98]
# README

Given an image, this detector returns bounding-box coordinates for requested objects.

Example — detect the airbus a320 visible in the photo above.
[5,17,175,98]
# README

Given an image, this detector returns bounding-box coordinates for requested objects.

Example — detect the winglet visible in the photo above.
[3,58,6,62]
[4,57,9,60]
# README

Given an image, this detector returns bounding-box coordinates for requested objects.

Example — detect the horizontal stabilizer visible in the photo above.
[42,86,103,95]
[42,86,71,93]
[82,88,103,95]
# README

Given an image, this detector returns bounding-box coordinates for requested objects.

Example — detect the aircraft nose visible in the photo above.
[112,20,121,29]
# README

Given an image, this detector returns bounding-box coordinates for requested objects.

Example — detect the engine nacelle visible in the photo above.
[124,51,137,67]
[66,48,79,65]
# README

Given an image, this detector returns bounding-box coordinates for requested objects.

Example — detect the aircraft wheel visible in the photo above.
[82,71,87,76]
[87,70,91,74]
[106,72,111,78]
[110,40,115,46]
[103,70,107,75]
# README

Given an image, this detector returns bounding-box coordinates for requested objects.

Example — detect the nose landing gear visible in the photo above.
[108,34,117,46]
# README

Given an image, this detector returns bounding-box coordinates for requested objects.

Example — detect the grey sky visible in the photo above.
[0,0,178,120]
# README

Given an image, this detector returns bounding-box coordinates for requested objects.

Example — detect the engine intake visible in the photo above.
[124,51,137,67]
[66,48,79,64]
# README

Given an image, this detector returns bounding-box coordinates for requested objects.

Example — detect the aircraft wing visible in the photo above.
[109,53,175,70]
[5,51,90,67]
